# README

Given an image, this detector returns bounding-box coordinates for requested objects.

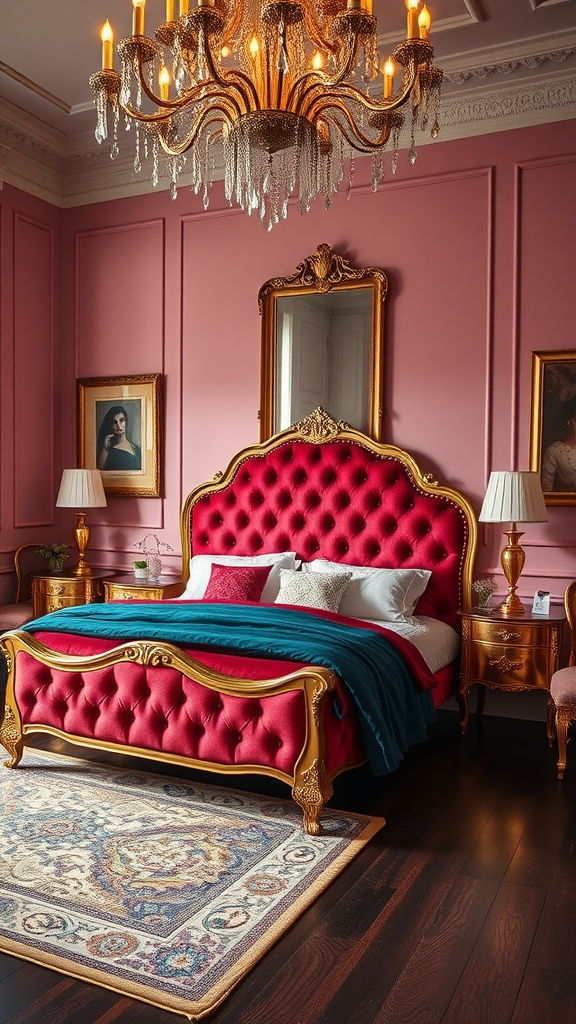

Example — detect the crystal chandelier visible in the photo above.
[90,0,443,230]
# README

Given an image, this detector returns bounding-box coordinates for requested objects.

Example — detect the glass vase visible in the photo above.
[146,554,162,581]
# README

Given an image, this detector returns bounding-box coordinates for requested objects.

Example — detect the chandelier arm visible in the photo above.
[120,100,173,124]
[132,56,177,112]
[300,9,342,58]
[121,82,244,125]
[156,104,233,157]
[201,37,260,111]
[264,46,272,110]
[126,43,257,118]
[275,67,285,110]
[309,100,392,152]
[327,28,363,84]
[219,0,246,53]
[300,68,418,124]
[286,33,362,114]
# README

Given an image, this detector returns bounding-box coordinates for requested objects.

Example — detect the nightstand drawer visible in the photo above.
[31,571,108,617]
[467,642,552,691]
[469,617,551,648]
[34,578,86,601]
[104,584,164,601]
[102,576,183,602]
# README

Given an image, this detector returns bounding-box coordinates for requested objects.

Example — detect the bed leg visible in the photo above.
[293,759,333,836]
[0,705,24,768]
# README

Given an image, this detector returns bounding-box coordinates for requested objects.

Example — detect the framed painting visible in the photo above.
[77,374,162,496]
[529,351,576,506]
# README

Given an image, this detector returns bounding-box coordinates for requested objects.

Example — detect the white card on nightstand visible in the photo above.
[532,590,550,615]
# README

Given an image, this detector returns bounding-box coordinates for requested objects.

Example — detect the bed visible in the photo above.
[0,409,477,833]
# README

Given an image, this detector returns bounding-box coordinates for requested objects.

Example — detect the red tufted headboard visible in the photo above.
[180,410,477,630]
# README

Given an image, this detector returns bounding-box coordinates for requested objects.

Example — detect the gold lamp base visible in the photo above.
[72,510,93,577]
[497,524,525,616]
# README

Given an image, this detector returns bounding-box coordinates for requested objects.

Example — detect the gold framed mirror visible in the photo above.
[258,244,389,442]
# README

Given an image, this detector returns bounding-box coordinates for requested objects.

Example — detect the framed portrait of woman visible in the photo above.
[529,351,576,506]
[77,374,162,496]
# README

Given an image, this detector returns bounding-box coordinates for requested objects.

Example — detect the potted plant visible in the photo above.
[35,544,69,574]
[133,560,148,579]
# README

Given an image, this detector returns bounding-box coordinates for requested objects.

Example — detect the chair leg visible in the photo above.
[555,706,572,781]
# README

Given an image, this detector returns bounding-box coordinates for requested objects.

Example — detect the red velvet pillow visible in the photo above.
[202,562,272,603]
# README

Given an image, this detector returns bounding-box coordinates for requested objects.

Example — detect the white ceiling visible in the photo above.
[0,0,575,206]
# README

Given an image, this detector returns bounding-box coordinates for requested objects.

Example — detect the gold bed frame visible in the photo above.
[0,410,477,834]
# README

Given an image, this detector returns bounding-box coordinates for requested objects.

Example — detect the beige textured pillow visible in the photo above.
[303,559,431,621]
[274,569,352,612]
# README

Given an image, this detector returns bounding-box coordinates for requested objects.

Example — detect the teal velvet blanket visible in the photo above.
[24,601,436,775]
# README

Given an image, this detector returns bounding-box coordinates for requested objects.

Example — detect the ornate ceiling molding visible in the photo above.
[439,72,576,138]
[444,46,576,84]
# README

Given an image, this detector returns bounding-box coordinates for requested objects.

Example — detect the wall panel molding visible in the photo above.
[13,212,55,528]
[73,219,167,540]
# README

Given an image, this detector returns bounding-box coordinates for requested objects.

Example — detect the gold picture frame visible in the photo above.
[77,374,162,496]
[529,351,576,505]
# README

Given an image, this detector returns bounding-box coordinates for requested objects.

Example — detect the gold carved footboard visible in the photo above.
[0,631,337,835]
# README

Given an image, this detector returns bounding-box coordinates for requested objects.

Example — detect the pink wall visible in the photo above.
[1,118,575,604]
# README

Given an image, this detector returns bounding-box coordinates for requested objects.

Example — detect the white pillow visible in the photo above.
[180,552,299,603]
[302,559,431,622]
[274,569,352,612]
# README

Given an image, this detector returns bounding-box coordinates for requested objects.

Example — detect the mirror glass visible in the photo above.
[259,245,388,441]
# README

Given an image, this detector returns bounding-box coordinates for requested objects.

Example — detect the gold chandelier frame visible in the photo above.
[90,0,443,228]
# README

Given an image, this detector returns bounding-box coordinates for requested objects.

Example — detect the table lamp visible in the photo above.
[478,470,548,616]
[56,469,107,577]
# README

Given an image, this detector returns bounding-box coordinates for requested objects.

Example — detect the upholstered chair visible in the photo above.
[550,580,576,780]
[0,544,57,633]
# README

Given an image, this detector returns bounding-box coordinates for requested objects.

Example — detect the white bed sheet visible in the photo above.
[359,615,460,674]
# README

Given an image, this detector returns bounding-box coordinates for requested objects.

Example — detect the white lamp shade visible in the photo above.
[56,469,107,509]
[478,471,548,524]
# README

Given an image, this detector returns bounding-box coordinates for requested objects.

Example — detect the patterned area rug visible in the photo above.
[0,752,384,1019]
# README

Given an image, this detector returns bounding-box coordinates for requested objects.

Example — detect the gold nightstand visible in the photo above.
[31,569,111,617]
[103,574,183,602]
[459,605,565,744]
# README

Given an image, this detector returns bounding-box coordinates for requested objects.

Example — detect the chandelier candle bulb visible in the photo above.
[132,0,145,36]
[364,0,373,13]
[383,58,394,98]
[179,0,189,14]
[165,0,174,21]
[406,0,419,38]
[159,65,170,101]
[418,4,431,39]
[101,20,114,70]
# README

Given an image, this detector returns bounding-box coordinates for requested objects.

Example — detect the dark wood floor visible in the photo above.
[1,701,575,1024]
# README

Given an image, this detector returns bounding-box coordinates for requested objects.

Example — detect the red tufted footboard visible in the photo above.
[11,631,364,777]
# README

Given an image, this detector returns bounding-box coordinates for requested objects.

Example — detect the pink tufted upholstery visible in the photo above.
[190,440,469,629]
[550,580,576,779]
